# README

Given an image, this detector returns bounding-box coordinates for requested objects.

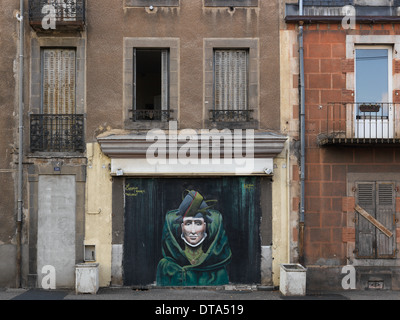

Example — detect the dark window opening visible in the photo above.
[133,49,170,121]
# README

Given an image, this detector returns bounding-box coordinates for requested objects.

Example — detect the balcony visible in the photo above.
[30,114,85,153]
[318,103,400,146]
[29,0,85,32]
[130,109,174,122]
[209,110,254,122]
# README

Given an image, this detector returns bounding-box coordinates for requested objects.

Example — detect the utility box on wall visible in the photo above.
[280,264,307,296]
[75,263,99,294]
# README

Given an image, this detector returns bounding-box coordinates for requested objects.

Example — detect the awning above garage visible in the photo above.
[97,129,287,176]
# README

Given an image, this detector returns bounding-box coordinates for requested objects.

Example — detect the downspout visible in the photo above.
[298,0,306,265]
[16,0,25,288]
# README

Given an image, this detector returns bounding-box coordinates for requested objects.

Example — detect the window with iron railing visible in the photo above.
[129,49,173,123]
[210,49,253,123]
[30,48,84,153]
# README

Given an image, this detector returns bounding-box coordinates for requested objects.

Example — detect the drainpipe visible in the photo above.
[298,0,306,266]
[16,0,25,288]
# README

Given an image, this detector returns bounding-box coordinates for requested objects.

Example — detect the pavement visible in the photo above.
[1,286,400,301]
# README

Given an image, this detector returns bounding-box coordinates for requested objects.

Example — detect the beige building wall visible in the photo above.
[85,143,112,287]
[84,0,289,287]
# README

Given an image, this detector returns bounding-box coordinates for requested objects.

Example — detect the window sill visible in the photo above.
[125,0,179,7]
[204,0,258,7]
[205,120,259,130]
[124,121,173,130]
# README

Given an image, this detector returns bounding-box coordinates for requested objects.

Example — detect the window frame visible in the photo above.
[40,47,77,115]
[30,37,86,115]
[132,48,170,121]
[123,38,179,129]
[346,172,400,265]
[354,181,396,259]
[345,35,400,139]
[204,38,259,129]
[213,48,249,112]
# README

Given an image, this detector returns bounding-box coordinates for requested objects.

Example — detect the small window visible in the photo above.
[132,49,169,121]
[355,181,396,259]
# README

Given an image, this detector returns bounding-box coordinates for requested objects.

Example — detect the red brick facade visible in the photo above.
[301,23,400,265]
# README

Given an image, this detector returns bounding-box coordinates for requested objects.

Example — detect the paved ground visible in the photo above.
[1,286,400,300]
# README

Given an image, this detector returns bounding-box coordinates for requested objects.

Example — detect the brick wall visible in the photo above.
[302,23,400,265]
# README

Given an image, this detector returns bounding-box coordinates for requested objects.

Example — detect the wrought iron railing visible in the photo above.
[209,110,254,122]
[29,0,85,31]
[130,109,174,122]
[318,102,400,145]
[30,114,85,152]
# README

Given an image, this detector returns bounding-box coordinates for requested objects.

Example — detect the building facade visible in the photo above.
[0,0,292,289]
[0,0,20,288]
[284,0,400,290]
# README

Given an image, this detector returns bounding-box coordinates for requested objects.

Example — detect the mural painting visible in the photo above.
[123,177,265,286]
[156,190,232,286]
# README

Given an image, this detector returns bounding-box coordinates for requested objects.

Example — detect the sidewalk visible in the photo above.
[1,286,400,300]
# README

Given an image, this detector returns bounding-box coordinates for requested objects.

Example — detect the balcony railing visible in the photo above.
[209,110,254,122]
[318,103,400,145]
[30,114,85,153]
[130,109,174,122]
[29,0,85,32]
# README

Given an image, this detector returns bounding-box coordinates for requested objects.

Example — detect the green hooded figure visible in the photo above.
[156,190,232,286]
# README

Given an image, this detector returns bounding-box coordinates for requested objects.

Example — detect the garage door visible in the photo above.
[123,177,265,286]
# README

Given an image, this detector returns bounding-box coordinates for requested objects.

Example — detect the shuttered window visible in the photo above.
[42,48,76,114]
[355,182,396,259]
[214,50,248,111]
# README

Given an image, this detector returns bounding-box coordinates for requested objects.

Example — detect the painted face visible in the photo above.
[181,217,206,247]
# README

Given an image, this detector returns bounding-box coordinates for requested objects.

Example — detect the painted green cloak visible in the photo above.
[156,209,232,286]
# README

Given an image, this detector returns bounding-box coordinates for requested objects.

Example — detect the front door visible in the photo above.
[37,175,76,288]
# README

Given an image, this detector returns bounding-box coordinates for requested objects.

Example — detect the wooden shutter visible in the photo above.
[214,50,248,111]
[376,182,396,258]
[355,182,375,258]
[42,48,76,115]
[355,181,396,259]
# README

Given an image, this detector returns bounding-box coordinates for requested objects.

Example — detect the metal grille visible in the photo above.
[130,110,173,122]
[319,102,400,145]
[209,109,254,122]
[30,114,85,152]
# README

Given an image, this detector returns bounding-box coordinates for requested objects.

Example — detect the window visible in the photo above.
[132,49,169,121]
[30,47,84,153]
[355,46,393,139]
[204,38,258,127]
[355,182,396,259]
[42,48,76,114]
[214,49,248,112]
[123,38,179,129]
